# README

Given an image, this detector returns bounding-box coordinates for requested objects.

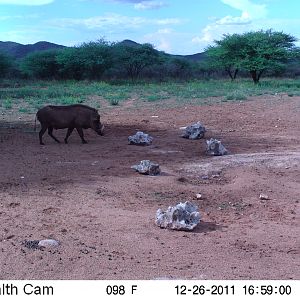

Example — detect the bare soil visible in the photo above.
[0,95,299,280]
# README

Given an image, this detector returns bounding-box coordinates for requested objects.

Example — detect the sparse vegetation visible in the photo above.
[1,78,300,116]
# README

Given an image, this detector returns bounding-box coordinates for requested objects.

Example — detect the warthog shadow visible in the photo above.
[192,221,226,233]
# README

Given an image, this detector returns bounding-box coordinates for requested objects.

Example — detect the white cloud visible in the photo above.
[134,1,167,10]
[216,11,251,25]
[0,0,54,5]
[221,0,267,19]
[157,28,172,34]
[155,18,181,25]
[191,0,268,50]
[0,14,40,20]
[143,27,182,53]
[50,14,182,30]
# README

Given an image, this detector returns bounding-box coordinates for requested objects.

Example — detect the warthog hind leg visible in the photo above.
[39,125,47,145]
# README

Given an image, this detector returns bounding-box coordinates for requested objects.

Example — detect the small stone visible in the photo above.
[206,138,228,156]
[38,239,60,248]
[196,193,202,199]
[259,194,269,200]
[132,160,160,176]
[128,131,153,146]
[22,240,40,249]
[181,122,206,140]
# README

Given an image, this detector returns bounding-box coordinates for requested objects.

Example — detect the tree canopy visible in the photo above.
[0,51,13,78]
[206,33,242,81]
[112,42,162,80]
[20,49,60,79]
[56,40,112,80]
[206,30,297,83]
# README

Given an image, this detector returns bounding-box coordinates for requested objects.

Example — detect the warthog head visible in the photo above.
[91,112,104,136]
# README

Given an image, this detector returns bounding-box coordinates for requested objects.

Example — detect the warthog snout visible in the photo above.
[97,124,104,136]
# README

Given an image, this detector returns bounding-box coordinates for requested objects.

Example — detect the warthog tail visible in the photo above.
[34,115,37,131]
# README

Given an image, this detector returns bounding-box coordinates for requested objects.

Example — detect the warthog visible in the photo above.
[35,104,104,145]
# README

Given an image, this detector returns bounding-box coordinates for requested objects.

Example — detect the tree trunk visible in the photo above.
[250,70,259,84]
[257,70,264,82]
[233,68,238,80]
[226,69,234,81]
[226,68,239,81]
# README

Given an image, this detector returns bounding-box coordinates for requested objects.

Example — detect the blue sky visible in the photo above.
[0,0,300,55]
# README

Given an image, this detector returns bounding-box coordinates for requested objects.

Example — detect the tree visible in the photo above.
[56,39,113,80]
[207,30,297,83]
[112,43,161,81]
[206,34,242,81]
[240,30,297,83]
[77,40,113,79]
[20,49,60,79]
[167,57,193,79]
[0,51,13,78]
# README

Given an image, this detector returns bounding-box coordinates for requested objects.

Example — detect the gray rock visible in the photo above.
[182,122,206,140]
[132,160,160,176]
[38,239,60,248]
[206,138,228,156]
[155,201,200,231]
[128,131,153,146]
[22,239,60,250]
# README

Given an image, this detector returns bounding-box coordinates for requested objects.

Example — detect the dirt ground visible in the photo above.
[0,95,299,280]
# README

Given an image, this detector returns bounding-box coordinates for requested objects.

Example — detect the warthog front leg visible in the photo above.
[76,127,87,144]
[64,127,74,144]
[48,126,60,143]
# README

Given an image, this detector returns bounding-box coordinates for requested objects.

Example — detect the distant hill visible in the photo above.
[0,39,206,62]
[118,39,141,47]
[0,41,65,59]
[177,52,207,62]
[118,39,206,62]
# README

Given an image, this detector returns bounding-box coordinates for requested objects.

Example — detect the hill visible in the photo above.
[118,39,206,62]
[0,39,206,62]
[0,41,65,59]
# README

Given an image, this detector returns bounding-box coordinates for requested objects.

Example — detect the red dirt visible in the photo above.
[0,95,299,280]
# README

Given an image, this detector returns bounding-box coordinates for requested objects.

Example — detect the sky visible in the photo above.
[1,0,300,55]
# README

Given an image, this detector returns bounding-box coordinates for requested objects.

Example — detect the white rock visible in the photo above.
[131,160,160,176]
[38,239,60,248]
[155,201,200,231]
[181,122,206,140]
[206,138,228,156]
[259,194,269,200]
[128,131,153,146]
